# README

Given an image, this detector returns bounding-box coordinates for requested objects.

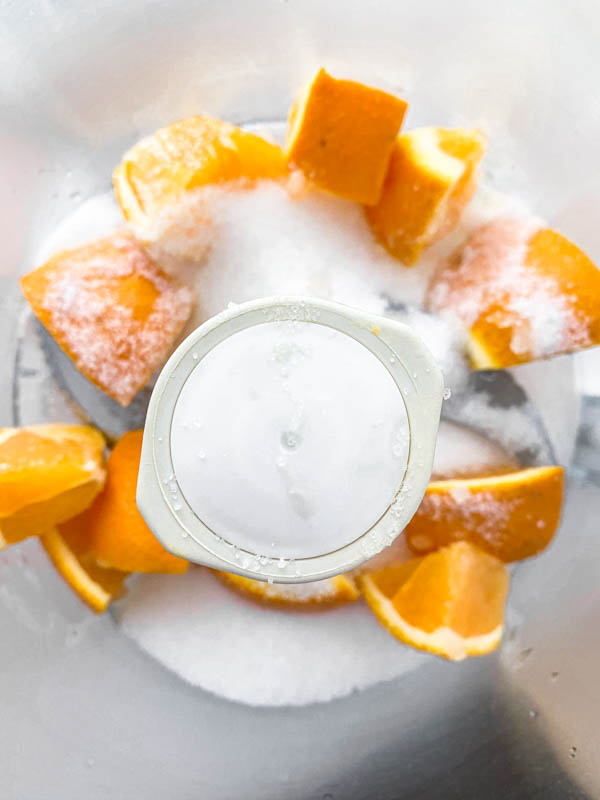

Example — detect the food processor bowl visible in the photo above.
[1,1,600,798]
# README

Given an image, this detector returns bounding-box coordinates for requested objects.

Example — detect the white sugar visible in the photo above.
[119,568,428,707]
[432,420,517,479]
[186,180,428,327]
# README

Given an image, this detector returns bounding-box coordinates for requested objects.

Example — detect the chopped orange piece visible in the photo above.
[41,527,128,613]
[60,430,188,574]
[20,232,193,406]
[427,218,600,368]
[0,424,105,548]
[217,571,360,609]
[285,68,407,204]
[366,127,486,264]
[360,541,509,660]
[405,466,563,562]
[114,115,287,229]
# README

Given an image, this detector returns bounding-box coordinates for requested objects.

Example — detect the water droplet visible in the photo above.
[267,577,274,584]
[278,558,287,569]
[173,502,182,511]
[158,436,163,443]
[570,746,577,758]
[443,388,452,400]
[281,430,301,450]
[528,709,538,719]
[389,356,396,364]
[197,451,206,460]
[192,352,199,360]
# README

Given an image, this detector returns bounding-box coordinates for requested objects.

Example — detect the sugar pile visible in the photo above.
[119,568,429,707]
[187,181,425,325]
[431,420,517,478]
[185,179,532,334]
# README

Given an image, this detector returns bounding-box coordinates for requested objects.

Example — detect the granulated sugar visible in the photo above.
[119,568,429,707]
[187,181,426,326]
[431,420,517,478]
[184,181,531,333]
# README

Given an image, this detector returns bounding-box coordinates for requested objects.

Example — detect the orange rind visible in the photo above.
[405,466,564,562]
[366,126,486,264]
[0,424,106,548]
[217,571,360,609]
[427,218,600,368]
[285,68,407,204]
[41,527,128,613]
[20,232,193,406]
[60,431,188,574]
[359,541,509,661]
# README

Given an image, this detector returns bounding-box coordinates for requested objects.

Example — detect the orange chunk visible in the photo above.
[427,218,600,368]
[114,115,287,230]
[0,424,105,548]
[405,466,563,562]
[360,541,509,660]
[20,232,193,406]
[366,127,486,264]
[285,68,407,204]
[217,571,360,609]
[41,527,128,613]
[59,430,188,574]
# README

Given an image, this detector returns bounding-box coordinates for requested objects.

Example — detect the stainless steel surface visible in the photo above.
[1,1,600,798]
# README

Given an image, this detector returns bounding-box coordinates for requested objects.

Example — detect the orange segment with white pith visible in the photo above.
[20,231,193,406]
[114,115,287,231]
[366,127,486,265]
[405,466,563,562]
[217,571,360,609]
[359,541,509,661]
[41,527,129,613]
[285,68,407,204]
[0,424,106,548]
[427,218,600,368]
